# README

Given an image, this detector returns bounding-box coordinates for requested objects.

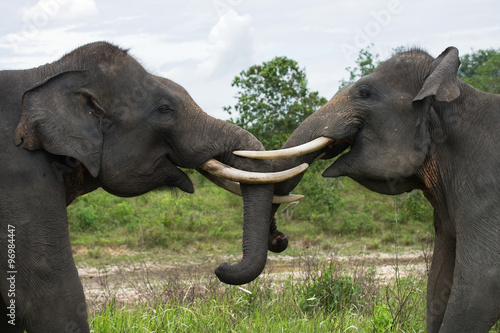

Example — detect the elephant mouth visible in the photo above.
[318,137,354,161]
[163,152,308,204]
[197,158,308,204]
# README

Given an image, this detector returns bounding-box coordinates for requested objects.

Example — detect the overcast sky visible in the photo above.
[1,0,499,119]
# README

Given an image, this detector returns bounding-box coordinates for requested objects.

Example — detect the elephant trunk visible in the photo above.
[214,182,273,285]
[211,123,277,285]
[272,131,328,196]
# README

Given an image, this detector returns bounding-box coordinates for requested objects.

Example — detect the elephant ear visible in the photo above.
[413,47,461,103]
[14,70,103,177]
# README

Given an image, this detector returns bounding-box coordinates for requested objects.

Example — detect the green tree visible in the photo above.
[224,56,327,150]
[459,49,500,94]
[339,45,380,88]
[458,49,499,77]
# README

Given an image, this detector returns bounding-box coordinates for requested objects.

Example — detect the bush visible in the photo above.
[301,263,363,313]
[372,303,393,332]
[399,191,433,224]
[73,205,100,231]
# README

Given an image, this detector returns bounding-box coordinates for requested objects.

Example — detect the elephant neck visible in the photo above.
[420,88,500,232]
[62,162,102,205]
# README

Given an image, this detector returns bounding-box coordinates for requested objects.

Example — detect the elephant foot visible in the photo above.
[268,217,288,253]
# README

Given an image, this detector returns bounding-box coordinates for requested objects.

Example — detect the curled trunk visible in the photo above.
[214,183,273,284]
[205,122,283,284]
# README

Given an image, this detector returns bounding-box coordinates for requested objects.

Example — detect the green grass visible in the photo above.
[68,166,434,264]
[84,256,500,332]
[86,258,429,332]
[69,173,245,255]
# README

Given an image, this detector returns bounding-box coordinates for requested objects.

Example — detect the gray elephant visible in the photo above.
[0,42,301,332]
[237,47,500,332]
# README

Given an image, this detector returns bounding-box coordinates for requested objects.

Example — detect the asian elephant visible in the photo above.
[236,47,500,332]
[0,42,300,332]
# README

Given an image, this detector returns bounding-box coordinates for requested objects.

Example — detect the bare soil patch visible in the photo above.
[78,249,430,310]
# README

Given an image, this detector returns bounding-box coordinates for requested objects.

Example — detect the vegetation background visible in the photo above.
[68,46,500,332]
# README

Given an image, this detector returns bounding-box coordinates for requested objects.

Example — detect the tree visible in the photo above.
[224,56,327,150]
[458,49,498,77]
[459,49,500,94]
[339,45,380,88]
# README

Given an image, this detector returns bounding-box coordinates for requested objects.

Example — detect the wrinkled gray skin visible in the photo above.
[0,42,282,332]
[273,47,500,332]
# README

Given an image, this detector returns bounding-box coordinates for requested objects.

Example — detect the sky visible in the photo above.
[0,0,499,120]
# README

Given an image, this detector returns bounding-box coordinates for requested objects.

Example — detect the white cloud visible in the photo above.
[0,0,101,62]
[0,25,108,66]
[21,0,98,24]
[197,9,254,79]
[66,0,98,18]
[111,34,208,70]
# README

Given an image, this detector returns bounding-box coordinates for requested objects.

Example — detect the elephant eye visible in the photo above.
[358,89,371,98]
[157,105,174,114]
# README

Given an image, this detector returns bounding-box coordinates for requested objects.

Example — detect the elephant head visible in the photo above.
[236,47,462,197]
[12,42,302,285]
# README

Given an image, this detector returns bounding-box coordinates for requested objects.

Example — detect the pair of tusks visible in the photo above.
[198,160,307,204]
[197,167,305,204]
[198,137,332,204]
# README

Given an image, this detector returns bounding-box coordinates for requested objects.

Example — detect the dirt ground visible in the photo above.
[78,248,430,309]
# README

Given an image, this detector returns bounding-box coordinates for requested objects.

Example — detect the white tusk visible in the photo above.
[272,194,305,204]
[233,137,334,159]
[200,159,308,184]
[197,169,305,204]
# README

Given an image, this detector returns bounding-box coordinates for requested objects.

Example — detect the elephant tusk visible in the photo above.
[197,168,305,204]
[272,194,305,204]
[233,137,334,159]
[200,159,309,184]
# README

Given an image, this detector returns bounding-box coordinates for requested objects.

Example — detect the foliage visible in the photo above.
[223,56,327,149]
[459,48,500,93]
[300,263,363,313]
[67,169,434,258]
[68,174,244,252]
[458,48,499,78]
[382,277,427,332]
[371,304,393,332]
[399,191,433,225]
[339,44,381,88]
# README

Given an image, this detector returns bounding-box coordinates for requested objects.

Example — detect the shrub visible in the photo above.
[301,263,363,313]
[371,303,393,332]
[73,205,100,231]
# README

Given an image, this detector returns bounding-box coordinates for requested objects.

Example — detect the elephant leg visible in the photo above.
[19,261,89,333]
[0,212,89,331]
[1,239,88,331]
[0,294,26,333]
[438,237,500,332]
[426,232,455,333]
[13,223,89,333]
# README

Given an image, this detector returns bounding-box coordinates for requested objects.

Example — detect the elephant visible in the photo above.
[236,47,500,332]
[0,42,302,332]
